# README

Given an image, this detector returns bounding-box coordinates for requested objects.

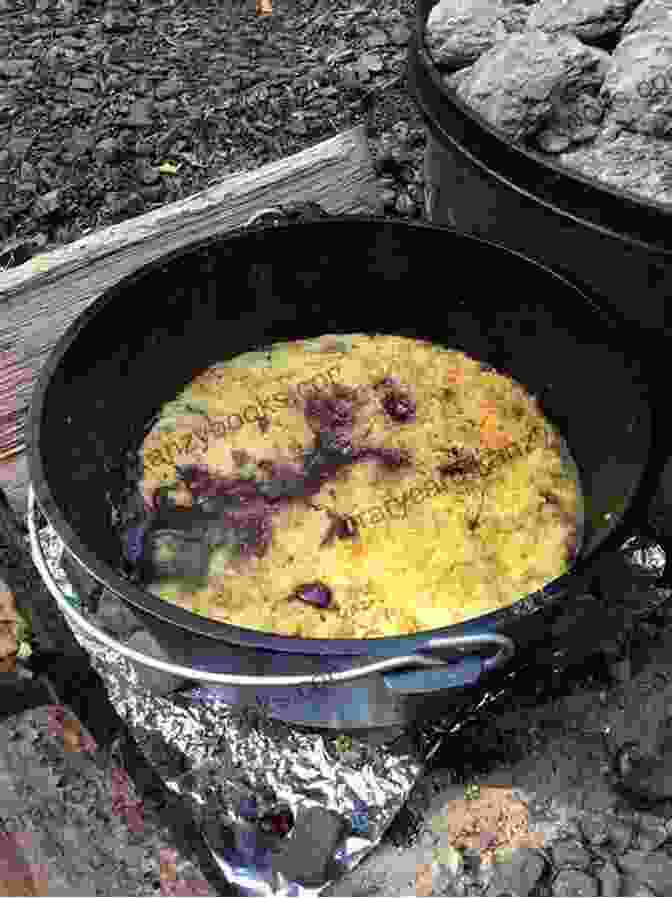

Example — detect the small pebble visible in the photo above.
[462,847,481,876]
[551,838,592,871]
[607,818,635,853]
[551,869,599,897]
[435,842,462,877]
[394,192,417,217]
[380,188,397,210]
[579,815,610,846]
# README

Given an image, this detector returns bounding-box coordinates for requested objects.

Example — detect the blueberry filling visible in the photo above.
[129,381,417,602]
[320,511,359,547]
[293,581,333,608]
[358,446,412,469]
[257,461,317,501]
[381,390,416,423]
[305,394,356,430]
[304,385,359,430]
[123,521,151,564]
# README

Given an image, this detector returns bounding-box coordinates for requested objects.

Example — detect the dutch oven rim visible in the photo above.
[409,6,672,252]
[27,216,649,658]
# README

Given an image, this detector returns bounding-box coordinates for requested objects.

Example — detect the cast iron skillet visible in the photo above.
[27,217,653,703]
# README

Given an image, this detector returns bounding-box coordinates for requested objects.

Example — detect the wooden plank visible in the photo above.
[0,456,28,521]
[0,126,381,518]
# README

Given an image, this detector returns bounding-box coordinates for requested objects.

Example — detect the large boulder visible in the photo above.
[558,129,672,203]
[600,29,672,136]
[425,0,529,68]
[525,0,641,41]
[622,0,672,36]
[446,30,610,140]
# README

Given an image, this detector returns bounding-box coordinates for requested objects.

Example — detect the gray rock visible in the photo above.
[133,140,154,157]
[448,31,610,141]
[551,869,599,897]
[105,42,128,65]
[609,655,633,682]
[606,816,636,853]
[394,192,418,216]
[485,848,547,896]
[619,875,658,897]
[617,850,672,893]
[70,91,97,108]
[600,30,672,137]
[635,818,670,852]
[136,160,160,185]
[425,0,529,68]
[155,78,184,101]
[595,860,622,897]
[95,137,120,162]
[70,76,96,91]
[462,848,481,876]
[534,91,606,150]
[156,99,180,117]
[90,590,143,640]
[622,0,672,37]
[579,815,610,845]
[33,189,62,217]
[550,839,593,871]
[583,786,618,814]
[139,185,163,202]
[124,630,186,696]
[102,8,137,31]
[126,99,154,127]
[380,188,397,210]
[7,136,33,159]
[558,131,672,205]
[0,89,16,109]
[525,0,639,41]
[0,59,33,78]
[536,129,573,151]
[390,23,412,44]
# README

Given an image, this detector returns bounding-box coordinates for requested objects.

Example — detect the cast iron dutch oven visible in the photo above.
[408,0,672,337]
[27,214,659,732]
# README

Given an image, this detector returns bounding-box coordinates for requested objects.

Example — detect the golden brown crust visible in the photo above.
[139,335,582,638]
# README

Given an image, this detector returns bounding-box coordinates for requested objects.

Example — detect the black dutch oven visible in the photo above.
[407,0,672,337]
[27,215,660,733]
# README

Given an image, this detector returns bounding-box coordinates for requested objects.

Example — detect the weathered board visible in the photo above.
[0,126,381,518]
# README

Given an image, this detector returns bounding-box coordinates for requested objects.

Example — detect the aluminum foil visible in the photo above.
[32,514,670,896]
[34,518,431,897]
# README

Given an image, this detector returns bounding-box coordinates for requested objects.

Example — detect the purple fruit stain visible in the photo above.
[123,523,148,563]
[382,390,416,423]
[293,581,332,608]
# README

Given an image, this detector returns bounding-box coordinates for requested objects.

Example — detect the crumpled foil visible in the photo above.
[32,516,669,896]
[34,519,433,897]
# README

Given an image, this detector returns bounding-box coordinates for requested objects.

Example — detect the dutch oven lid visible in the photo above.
[408,4,672,255]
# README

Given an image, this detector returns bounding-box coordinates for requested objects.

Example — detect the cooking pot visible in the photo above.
[408,0,672,337]
[27,213,657,731]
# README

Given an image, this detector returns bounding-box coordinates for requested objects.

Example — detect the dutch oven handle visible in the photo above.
[381,633,515,696]
[29,485,515,691]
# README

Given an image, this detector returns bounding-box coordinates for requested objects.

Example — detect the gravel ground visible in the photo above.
[326,589,672,897]
[6,586,672,897]
[0,0,428,269]
[7,4,672,895]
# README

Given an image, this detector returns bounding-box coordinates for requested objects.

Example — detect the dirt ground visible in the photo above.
[325,585,672,896]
